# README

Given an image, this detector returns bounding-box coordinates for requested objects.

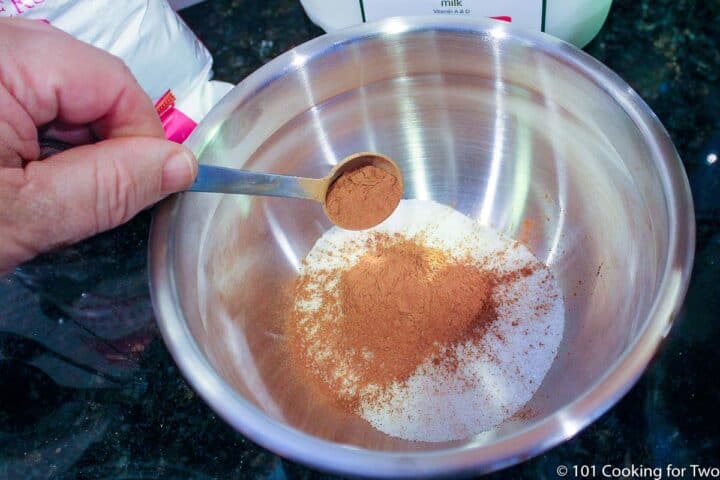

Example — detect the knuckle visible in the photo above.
[8,165,59,250]
[104,55,138,92]
[108,54,131,74]
[111,57,136,84]
[95,156,136,229]
[16,164,44,200]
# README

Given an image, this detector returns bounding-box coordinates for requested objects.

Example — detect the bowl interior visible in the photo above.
[168,25,670,452]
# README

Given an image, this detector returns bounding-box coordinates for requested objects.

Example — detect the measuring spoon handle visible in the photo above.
[187,165,323,201]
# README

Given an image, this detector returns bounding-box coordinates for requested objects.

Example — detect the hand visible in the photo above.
[0,19,197,274]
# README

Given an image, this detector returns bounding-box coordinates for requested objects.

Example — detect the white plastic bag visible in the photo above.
[0,0,232,139]
[168,0,208,10]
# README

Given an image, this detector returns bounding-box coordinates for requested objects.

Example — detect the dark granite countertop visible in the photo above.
[1,0,719,478]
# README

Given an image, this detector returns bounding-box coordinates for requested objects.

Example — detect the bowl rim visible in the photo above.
[149,16,695,478]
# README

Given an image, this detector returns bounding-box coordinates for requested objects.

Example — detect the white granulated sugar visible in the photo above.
[294,199,565,442]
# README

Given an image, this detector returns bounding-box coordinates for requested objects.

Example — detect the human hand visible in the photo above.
[0,19,197,274]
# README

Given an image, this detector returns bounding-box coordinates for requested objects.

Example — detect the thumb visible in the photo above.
[1,137,196,269]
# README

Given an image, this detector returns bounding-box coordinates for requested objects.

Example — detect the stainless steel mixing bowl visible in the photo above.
[149,17,694,477]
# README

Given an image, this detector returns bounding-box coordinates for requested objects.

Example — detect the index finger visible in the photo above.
[0,18,164,140]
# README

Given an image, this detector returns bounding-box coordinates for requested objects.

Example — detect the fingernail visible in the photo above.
[162,149,196,194]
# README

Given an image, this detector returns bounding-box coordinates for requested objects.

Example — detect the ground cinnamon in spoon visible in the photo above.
[325,165,402,230]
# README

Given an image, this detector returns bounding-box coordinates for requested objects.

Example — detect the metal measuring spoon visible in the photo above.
[187,152,404,230]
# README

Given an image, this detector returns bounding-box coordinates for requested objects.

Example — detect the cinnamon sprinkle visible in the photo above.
[287,232,535,413]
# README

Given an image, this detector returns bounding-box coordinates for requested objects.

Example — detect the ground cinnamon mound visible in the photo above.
[336,236,497,387]
[288,233,504,411]
[325,165,402,230]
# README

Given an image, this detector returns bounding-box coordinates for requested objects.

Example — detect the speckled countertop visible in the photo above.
[1,0,718,478]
